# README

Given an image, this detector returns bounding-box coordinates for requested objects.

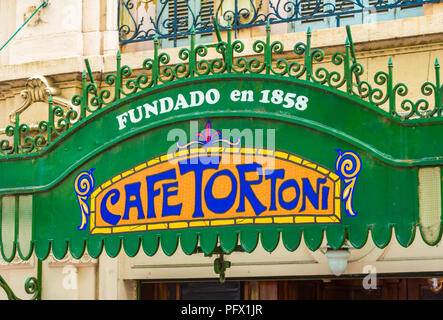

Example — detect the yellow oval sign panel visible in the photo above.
[89,148,341,234]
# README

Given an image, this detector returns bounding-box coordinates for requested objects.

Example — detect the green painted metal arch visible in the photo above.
[199,231,219,255]
[347,225,370,249]
[69,238,87,260]
[34,240,50,261]
[1,75,443,195]
[160,232,180,256]
[24,224,422,261]
[123,234,142,258]
[0,242,16,263]
[371,224,394,249]
[0,74,439,261]
[303,226,324,251]
[395,222,417,248]
[418,222,443,247]
[104,237,122,258]
[179,230,199,255]
[51,239,69,260]
[86,238,104,259]
[142,233,160,256]
[240,229,260,253]
[325,225,346,250]
[281,227,302,252]
[16,243,34,261]
[219,229,238,254]
[260,229,280,253]
[16,236,34,261]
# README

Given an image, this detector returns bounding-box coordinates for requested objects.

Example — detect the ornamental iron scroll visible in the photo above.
[0,23,442,157]
[0,275,40,300]
[1,76,79,155]
[0,259,42,300]
[118,0,441,45]
[0,76,79,154]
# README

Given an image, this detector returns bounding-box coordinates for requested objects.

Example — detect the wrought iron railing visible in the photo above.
[0,259,42,300]
[118,0,441,46]
[0,23,441,157]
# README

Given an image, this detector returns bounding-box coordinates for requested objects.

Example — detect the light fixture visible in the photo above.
[428,278,443,293]
[325,248,350,276]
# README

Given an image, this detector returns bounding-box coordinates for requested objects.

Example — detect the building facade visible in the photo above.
[0,0,442,300]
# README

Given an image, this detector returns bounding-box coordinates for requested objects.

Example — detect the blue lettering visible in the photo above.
[146,168,177,218]
[100,189,121,226]
[179,156,220,218]
[122,182,145,220]
[322,186,330,210]
[162,182,182,216]
[265,169,285,211]
[278,179,300,210]
[300,177,327,212]
[236,163,266,215]
[205,169,237,214]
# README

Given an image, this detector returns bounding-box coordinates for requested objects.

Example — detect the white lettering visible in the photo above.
[362,265,377,290]
[159,97,174,114]
[62,265,78,290]
[115,88,309,131]
[128,106,144,123]
[206,89,220,104]
[230,89,241,102]
[175,94,190,109]
[181,304,216,317]
[116,112,129,130]
[190,91,205,107]
[142,102,158,119]
[240,90,254,102]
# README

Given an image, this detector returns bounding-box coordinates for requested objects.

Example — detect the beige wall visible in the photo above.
[0,0,119,65]
[0,2,442,300]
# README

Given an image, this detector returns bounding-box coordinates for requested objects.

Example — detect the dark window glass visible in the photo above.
[180,281,242,300]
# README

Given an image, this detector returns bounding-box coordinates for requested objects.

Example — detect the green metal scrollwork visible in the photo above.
[402,58,443,119]
[0,259,42,300]
[1,22,442,158]
[0,275,40,300]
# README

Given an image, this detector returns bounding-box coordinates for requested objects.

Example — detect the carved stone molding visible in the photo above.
[0,252,98,269]
[0,255,35,270]
[9,75,77,125]
[47,252,97,268]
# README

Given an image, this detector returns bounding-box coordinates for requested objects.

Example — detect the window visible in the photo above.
[289,0,424,33]
[157,0,215,48]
